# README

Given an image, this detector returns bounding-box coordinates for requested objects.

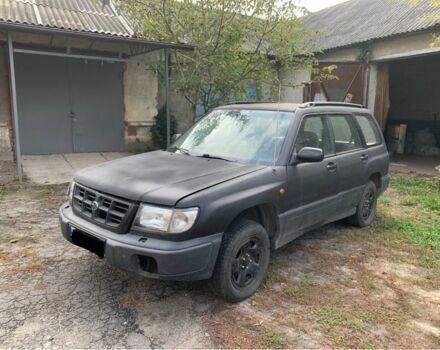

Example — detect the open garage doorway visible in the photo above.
[385,54,440,175]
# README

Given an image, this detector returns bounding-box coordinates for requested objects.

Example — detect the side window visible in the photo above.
[328,115,363,154]
[355,115,382,146]
[294,115,333,156]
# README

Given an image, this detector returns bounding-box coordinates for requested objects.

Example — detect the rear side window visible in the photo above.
[328,115,363,154]
[355,115,382,146]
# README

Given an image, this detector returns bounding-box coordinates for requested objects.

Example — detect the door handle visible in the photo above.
[326,162,337,172]
[360,154,369,162]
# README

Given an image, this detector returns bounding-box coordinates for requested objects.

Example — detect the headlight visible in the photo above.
[67,181,75,204]
[133,204,199,234]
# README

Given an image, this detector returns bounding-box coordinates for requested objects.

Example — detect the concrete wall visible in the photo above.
[123,52,159,151]
[367,63,378,111]
[279,68,310,103]
[0,45,11,153]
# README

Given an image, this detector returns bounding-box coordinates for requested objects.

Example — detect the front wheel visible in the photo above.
[347,180,378,227]
[210,219,270,302]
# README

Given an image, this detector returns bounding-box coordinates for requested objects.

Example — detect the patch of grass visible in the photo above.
[264,265,286,288]
[375,176,440,257]
[317,307,364,332]
[361,339,378,349]
[401,198,417,207]
[417,253,440,271]
[378,195,391,206]
[391,177,440,212]
[0,184,20,198]
[262,330,287,348]
[283,276,318,298]
[317,307,371,348]
[378,216,440,254]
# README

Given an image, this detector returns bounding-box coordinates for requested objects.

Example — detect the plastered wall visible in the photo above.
[0,45,11,153]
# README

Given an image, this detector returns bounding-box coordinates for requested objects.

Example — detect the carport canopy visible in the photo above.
[0,22,193,181]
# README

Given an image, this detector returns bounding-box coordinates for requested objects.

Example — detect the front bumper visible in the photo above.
[59,203,222,281]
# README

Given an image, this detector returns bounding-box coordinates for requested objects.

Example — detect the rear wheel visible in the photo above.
[348,180,378,227]
[210,219,270,302]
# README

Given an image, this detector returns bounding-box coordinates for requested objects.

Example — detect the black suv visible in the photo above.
[60,102,389,302]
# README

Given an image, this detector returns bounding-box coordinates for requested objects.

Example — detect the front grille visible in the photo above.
[72,184,137,233]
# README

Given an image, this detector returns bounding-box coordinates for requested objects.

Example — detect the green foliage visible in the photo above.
[110,0,320,112]
[391,177,440,211]
[378,176,440,254]
[358,46,372,63]
[150,106,178,149]
[379,216,440,254]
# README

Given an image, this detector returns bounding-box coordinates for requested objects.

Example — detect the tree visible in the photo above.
[108,0,320,113]
[150,106,178,148]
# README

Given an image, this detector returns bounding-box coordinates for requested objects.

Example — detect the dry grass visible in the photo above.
[209,174,440,349]
[120,292,145,310]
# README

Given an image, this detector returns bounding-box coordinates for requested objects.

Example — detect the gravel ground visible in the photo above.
[0,184,216,349]
[0,177,438,349]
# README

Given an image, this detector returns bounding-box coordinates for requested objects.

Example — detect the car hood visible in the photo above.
[74,150,265,206]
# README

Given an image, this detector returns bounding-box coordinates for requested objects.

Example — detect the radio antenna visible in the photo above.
[273,83,282,167]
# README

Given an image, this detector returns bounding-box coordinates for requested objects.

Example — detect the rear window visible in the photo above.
[355,115,382,146]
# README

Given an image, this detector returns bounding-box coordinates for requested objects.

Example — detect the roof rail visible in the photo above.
[226,101,273,105]
[299,102,364,109]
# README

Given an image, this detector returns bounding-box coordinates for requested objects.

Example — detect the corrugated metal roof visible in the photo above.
[0,0,134,37]
[303,0,440,51]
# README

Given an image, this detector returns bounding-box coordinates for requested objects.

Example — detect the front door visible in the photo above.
[279,114,338,246]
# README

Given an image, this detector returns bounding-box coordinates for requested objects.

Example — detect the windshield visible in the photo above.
[172,109,293,165]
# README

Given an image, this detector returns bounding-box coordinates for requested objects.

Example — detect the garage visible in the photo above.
[0,0,194,182]
[16,53,124,155]
[300,0,440,175]
[386,54,440,162]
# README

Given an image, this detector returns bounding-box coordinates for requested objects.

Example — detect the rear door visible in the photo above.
[327,114,368,215]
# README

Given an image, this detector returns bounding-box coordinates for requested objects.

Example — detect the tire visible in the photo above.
[210,219,270,302]
[347,180,378,227]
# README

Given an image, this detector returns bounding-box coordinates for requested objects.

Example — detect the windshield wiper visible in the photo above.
[198,154,236,162]
[169,146,192,156]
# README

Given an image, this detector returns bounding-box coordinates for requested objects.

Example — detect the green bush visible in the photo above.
[150,106,178,149]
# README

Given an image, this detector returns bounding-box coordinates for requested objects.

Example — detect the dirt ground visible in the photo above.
[0,162,439,349]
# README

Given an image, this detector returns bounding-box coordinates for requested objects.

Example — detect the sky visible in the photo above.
[299,0,349,12]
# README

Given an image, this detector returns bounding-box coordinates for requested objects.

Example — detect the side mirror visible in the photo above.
[171,134,182,143]
[296,147,324,163]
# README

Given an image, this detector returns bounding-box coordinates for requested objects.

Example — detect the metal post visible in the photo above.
[7,32,23,182]
[165,49,171,148]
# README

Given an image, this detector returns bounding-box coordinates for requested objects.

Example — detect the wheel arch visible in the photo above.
[368,172,382,190]
[226,203,278,240]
